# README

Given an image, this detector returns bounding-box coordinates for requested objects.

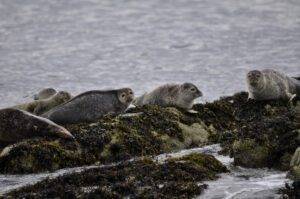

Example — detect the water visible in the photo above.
[0,0,300,108]
[0,144,290,198]
[0,0,298,197]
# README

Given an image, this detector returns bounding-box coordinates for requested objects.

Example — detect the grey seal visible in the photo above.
[247,69,300,101]
[133,83,202,110]
[13,91,72,115]
[34,88,57,100]
[42,88,134,124]
[0,108,74,143]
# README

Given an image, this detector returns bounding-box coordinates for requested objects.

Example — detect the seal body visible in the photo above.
[13,91,72,115]
[133,83,202,110]
[0,108,74,143]
[247,69,300,101]
[34,88,57,100]
[42,88,134,124]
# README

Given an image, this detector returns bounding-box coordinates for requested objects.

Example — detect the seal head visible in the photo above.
[34,88,57,100]
[117,88,135,105]
[247,70,264,89]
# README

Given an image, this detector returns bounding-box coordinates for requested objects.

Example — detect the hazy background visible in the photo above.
[0,0,299,108]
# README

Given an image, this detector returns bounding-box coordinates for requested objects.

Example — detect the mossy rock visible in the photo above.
[3,153,227,199]
[232,138,270,168]
[290,147,300,167]
[0,138,86,174]
[211,92,300,170]
[288,166,300,181]
[0,105,215,174]
[1,91,300,174]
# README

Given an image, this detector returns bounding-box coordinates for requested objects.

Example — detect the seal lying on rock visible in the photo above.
[0,108,74,143]
[42,88,134,124]
[13,91,72,115]
[246,69,300,101]
[34,88,57,100]
[133,83,202,110]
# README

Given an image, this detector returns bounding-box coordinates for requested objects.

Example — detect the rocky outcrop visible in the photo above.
[2,153,228,199]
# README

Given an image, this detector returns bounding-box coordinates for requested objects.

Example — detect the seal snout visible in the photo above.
[196,89,203,98]
[247,70,262,87]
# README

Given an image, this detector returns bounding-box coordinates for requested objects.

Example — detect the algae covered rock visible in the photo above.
[232,139,270,168]
[3,153,228,199]
[0,105,214,174]
[290,147,300,167]
[288,147,300,181]
[212,92,300,170]
[1,91,299,174]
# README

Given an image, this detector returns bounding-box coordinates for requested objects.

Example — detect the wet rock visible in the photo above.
[0,91,299,175]
[211,92,300,170]
[0,105,214,174]
[2,153,228,199]
[232,139,270,168]
[288,147,300,181]
[290,147,300,167]
[279,181,300,199]
[288,166,300,181]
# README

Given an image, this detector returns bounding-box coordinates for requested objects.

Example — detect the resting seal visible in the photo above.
[247,69,300,101]
[0,108,74,143]
[42,88,134,124]
[34,88,57,100]
[13,91,72,115]
[133,82,202,110]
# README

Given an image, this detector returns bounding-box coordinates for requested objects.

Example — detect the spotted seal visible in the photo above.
[247,69,300,101]
[42,88,134,124]
[0,108,74,143]
[13,91,72,115]
[133,83,202,110]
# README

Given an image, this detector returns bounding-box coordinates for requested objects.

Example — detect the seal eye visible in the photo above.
[121,94,126,98]
[190,88,196,92]
[129,91,133,95]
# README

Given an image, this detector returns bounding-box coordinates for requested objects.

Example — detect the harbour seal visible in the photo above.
[13,91,72,115]
[133,83,202,110]
[42,88,134,124]
[0,108,74,143]
[34,88,57,100]
[246,69,300,101]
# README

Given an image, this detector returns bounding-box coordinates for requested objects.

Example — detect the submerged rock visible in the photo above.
[2,153,228,199]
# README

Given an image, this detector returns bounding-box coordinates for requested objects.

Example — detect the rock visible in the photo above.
[288,165,300,180]
[290,147,300,167]
[1,91,299,174]
[0,105,215,174]
[232,139,270,168]
[3,153,228,199]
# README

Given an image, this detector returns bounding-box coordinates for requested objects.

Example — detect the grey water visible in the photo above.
[0,0,300,108]
[0,0,299,197]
